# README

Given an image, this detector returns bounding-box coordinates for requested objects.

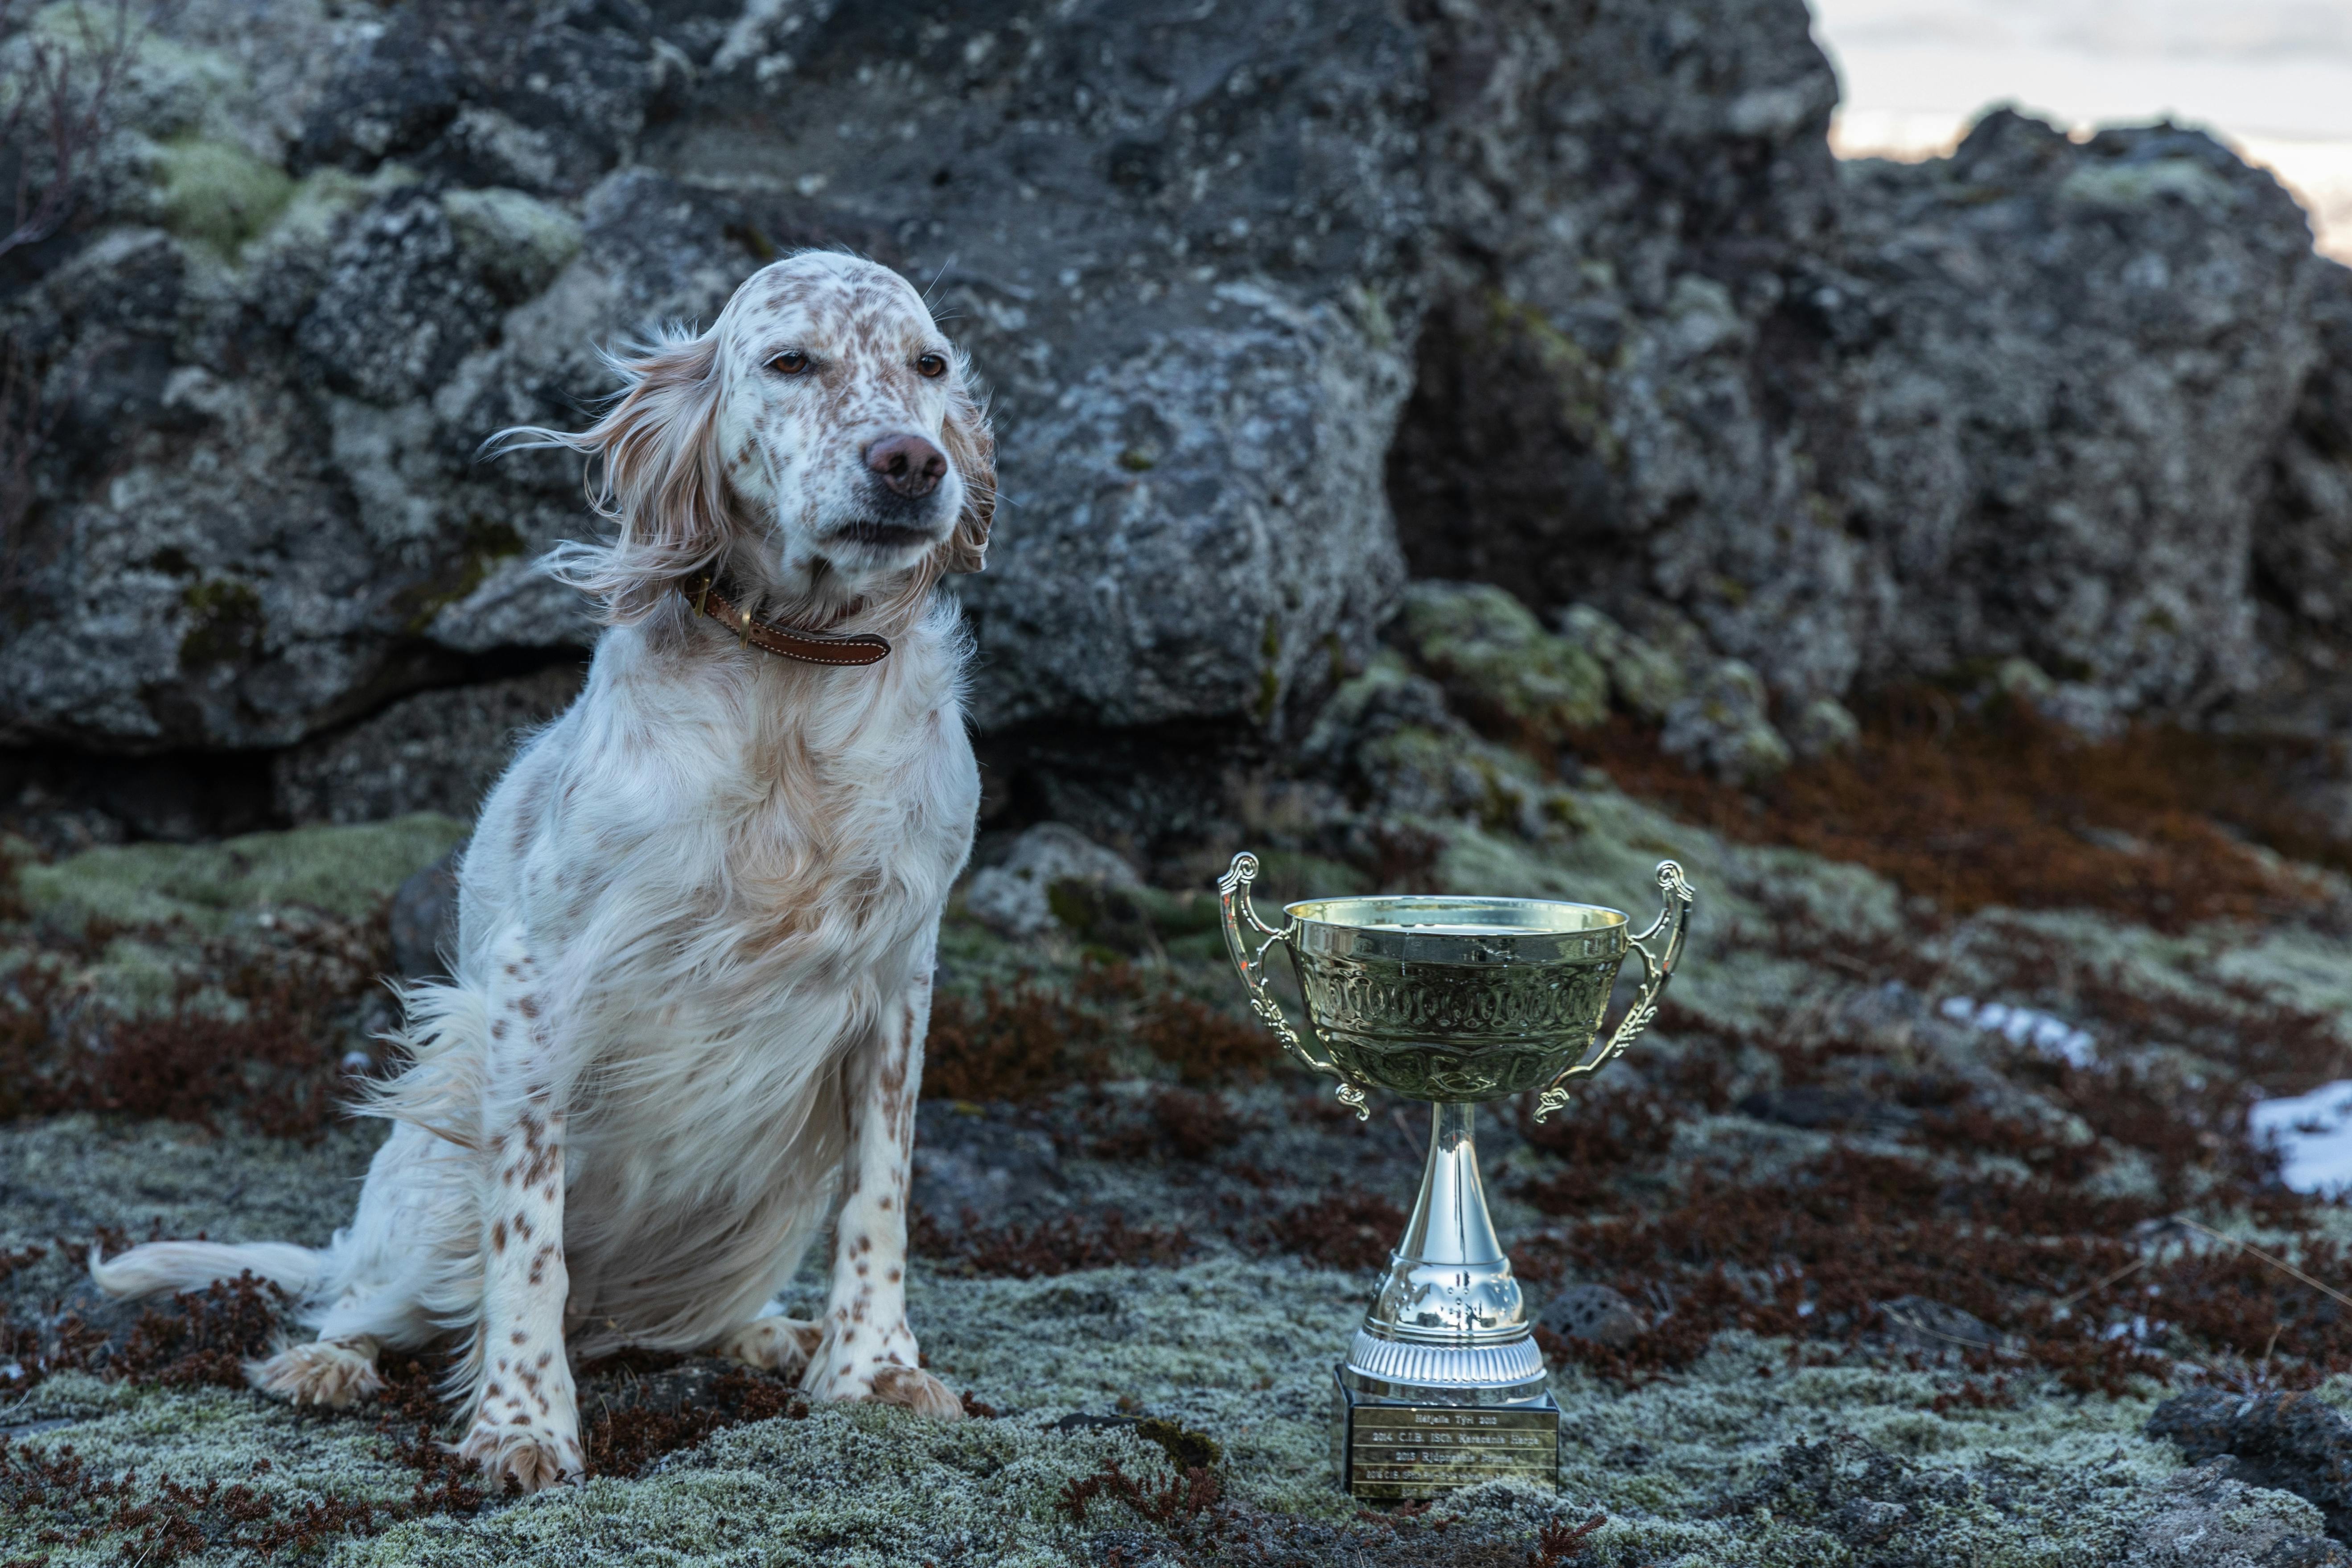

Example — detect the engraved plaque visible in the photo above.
[1334,1377,1560,1502]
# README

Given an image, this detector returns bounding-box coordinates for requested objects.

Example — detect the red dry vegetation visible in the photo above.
[1057,1455,1226,1528]
[913,1206,1193,1279]
[1506,908,2352,1395]
[1578,693,2343,932]
[1530,1514,1608,1565]
[575,1363,809,1479]
[924,960,1278,1105]
[1089,1087,1246,1163]
[1257,1191,1410,1273]
[0,915,390,1141]
[6,1272,287,1391]
[1131,994,1271,1088]
[923,980,1106,1103]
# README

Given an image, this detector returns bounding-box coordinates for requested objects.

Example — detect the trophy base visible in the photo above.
[1331,1368,1560,1501]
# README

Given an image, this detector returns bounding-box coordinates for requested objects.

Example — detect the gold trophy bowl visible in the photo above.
[1217,852,1694,1501]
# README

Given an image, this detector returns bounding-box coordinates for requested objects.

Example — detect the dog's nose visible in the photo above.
[865,433,948,499]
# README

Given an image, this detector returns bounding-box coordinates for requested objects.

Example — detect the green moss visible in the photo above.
[151,136,293,255]
[1398,582,1610,743]
[30,5,244,142]
[1133,1416,1221,1469]
[441,186,584,299]
[1344,281,1396,349]
[1556,604,1686,722]
[2059,158,2235,213]
[17,814,469,934]
[251,165,420,263]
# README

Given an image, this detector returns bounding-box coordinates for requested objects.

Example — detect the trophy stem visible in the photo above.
[1396,1102,1505,1273]
[1335,1099,1558,1499]
[1345,1099,1544,1400]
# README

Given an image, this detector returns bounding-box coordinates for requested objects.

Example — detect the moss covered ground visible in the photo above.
[5,635,2352,1563]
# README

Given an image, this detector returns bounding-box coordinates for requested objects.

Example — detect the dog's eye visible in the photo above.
[769,350,809,376]
[915,352,947,379]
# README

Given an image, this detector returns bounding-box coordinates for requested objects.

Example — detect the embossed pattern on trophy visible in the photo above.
[1217,852,1695,1500]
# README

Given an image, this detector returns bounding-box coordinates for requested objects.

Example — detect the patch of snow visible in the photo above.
[1938,996,2098,1067]
[2250,1080,2352,1194]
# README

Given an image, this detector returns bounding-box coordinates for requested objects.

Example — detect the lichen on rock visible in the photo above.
[1397,581,1611,745]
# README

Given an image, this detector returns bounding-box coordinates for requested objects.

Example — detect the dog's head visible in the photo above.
[514,251,994,623]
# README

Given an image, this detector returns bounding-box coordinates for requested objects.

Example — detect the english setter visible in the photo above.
[94,251,994,1490]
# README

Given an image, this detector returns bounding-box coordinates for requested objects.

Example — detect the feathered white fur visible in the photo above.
[92,251,995,1490]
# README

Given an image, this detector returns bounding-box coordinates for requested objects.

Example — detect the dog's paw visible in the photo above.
[458,1417,585,1493]
[868,1363,965,1419]
[714,1316,823,1378]
[466,1345,584,1491]
[245,1338,383,1407]
[806,1329,965,1420]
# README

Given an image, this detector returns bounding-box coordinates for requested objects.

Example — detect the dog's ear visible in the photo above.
[938,369,994,575]
[488,329,731,623]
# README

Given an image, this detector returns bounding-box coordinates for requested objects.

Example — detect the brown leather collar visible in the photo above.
[683,575,892,667]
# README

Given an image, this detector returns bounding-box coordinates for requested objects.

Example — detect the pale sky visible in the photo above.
[1809,0,2352,259]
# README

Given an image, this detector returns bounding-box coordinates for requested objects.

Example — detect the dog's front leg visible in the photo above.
[457,936,585,1490]
[805,966,963,1418]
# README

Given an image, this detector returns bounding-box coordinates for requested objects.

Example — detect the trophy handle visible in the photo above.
[1532,860,1694,1123]
[1217,852,1371,1121]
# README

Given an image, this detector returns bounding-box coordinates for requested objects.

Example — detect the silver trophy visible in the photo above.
[1218,853,1694,1500]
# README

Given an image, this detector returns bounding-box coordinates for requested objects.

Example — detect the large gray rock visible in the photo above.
[1389,7,2347,721]
[2150,1388,2352,1544]
[670,0,1428,734]
[272,663,584,825]
[1390,0,1849,693]
[1,0,2348,835]
[2247,262,2352,750]
[1831,115,2321,713]
[2125,1459,2348,1567]
[0,0,1427,774]
[965,823,1140,940]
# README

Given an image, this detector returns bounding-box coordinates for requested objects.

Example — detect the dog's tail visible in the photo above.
[89,1239,323,1302]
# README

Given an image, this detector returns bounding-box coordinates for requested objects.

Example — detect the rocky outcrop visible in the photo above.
[1395,88,2337,719]
[2251,263,2352,742]
[966,823,1142,940]
[0,0,2347,838]
[272,663,584,826]
[0,0,1430,777]
[1832,117,2321,713]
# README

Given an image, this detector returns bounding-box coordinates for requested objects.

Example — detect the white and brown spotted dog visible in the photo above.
[92,250,993,1490]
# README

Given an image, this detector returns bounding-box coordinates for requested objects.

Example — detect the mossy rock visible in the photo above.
[1399,582,1609,745]
[15,814,469,934]
[1046,881,1221,955]
[442,185,584,300]
[150,136,292,255]
[1556,602,1686,721]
